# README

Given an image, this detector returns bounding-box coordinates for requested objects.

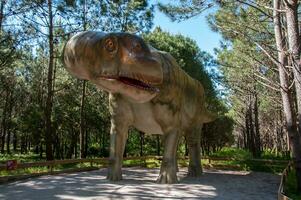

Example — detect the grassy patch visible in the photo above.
[0,158,158,177]
[145,158,161,168]
[209,147,252,160]
[123,158,161,168]
[205,148,289,173]
[284,169,301,200]
[0,162,103,177]
[260,150,290,160]
[0,149,290,179]
[243,159,287,173]
[0,166,49,176]
[123,159,144,166]
[0,152,43,163]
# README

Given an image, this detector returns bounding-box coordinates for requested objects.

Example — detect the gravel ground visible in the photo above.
[0,167,280,200]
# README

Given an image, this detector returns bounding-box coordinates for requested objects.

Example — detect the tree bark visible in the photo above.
[285,0,301,133]
[245,105,251,152]
[79,80,86,158]
[80,0,88,159]
[13,132,17,151]
[39,143,43,159]
[0,0,5,31]
[6,90,13,154]
[1,90,9,153]
[156,135,160,156]
[274,0,301,192]
[254,93,261,157]
[242,127,247,149]
[140,131,144,157]
[45,0,54,161]
[248,102,256,157]
[101,125,106,156]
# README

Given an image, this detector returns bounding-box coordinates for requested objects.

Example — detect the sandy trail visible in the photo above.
[0,167,280,200]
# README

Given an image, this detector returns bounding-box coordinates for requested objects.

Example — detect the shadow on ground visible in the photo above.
[0,167,280,200]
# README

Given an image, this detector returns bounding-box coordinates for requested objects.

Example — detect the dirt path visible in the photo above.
[0,168,280,200]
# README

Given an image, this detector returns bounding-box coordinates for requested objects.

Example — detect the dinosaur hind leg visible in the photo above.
[186,125,203,177]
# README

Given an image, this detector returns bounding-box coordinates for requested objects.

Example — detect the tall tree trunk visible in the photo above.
[67,129,77,159]
[80,80,86,158]
[13,132,17,152]
[0,125,5,153]
[101,125,106,156]
[1,90,9,153]
[6,89,13,154]
[242,127,247,149]
[274,0,301,193]
[0,0,5,31]
[45,0,54,161]
[245,106,251,151]
[25,134,29,153]
[85,128,88,157]
[20,135,23,154]
[75,131,78,158]
[80,0,88,159]
[254,93,261,157]
[6,122,10,154]
[286,0,301,130]
[156,135,160,156]
[248,102,256,157]
[140,131,144,157]
[39,143,43,159]
[276,110,282,154]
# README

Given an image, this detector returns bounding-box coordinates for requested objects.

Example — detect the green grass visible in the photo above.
[0,162,101,177]
[123,158,161,168]
[208,147,290,160]
[284,169,301,200]
[0,149,290,182]
[209,147,252,160]
[204,147,288,173]
[260,150,291,160]
[0,158,157,177]
[123,159,145,166]
[0,152,44,163]
[0,166,49,176]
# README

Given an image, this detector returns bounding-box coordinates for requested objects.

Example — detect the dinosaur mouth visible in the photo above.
[100,75,160,92]
[119,76,159,92]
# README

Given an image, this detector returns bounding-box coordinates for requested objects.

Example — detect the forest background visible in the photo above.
[1,0,301,194]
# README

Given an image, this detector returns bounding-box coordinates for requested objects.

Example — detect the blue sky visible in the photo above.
[152,6,222,56]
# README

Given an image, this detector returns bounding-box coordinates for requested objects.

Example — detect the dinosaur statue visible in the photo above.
[64,31,216,184]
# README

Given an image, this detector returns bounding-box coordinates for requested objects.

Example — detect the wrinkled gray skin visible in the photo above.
[64,31,215,184]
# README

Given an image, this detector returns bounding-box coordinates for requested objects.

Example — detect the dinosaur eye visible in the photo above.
[104,38,116,52]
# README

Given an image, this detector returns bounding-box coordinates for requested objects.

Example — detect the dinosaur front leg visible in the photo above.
[157,130,180,184]
[107,121,128,181]
[186,125,203,177]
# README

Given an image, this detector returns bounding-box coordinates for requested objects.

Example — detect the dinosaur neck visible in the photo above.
[151,52,184,103]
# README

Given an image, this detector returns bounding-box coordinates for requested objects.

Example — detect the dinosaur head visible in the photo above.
[64,31,163,103]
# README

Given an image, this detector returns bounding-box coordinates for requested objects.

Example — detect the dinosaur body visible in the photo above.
[64,31,215,183]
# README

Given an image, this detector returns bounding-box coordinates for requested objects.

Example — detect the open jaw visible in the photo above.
[101,75,160,93]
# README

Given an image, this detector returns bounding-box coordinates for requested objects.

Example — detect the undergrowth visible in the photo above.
[284,169,301,200]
